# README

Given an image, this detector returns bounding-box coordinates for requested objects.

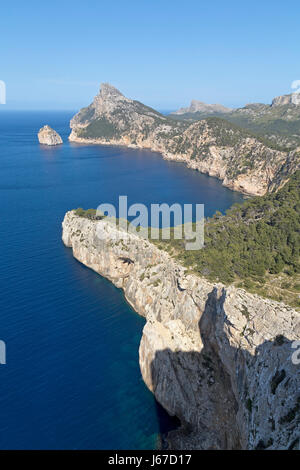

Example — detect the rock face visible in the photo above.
[69,83,300,196]
[38,125,63,146]
[62,211,300,450]
[171,100,232,115]
[272,94,298,107]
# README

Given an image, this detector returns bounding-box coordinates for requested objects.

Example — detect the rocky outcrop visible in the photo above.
[69,84,300,196]
[62,211,300,450]
[38,125,63,146]
[272,94,299,107]
[171,100,232,115]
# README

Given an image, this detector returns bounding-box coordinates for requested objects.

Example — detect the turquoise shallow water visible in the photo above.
[0,111,244,449]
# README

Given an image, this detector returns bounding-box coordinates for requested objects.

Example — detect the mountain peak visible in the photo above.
[99,83,125,99]
[271,93,299,106]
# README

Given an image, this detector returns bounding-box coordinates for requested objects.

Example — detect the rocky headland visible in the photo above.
[38,125,63,146]
[69,83,300,196]
[62,211,300,450]
[171,100,232,115]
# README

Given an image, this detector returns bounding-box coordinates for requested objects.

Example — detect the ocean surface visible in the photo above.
[0,111,244,449]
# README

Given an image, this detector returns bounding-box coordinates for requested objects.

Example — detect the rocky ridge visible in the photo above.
[172,93,300,151]
[69,84,300,196]
[171,99,232,115]
[38,125,63,146]
[62,211,300,450]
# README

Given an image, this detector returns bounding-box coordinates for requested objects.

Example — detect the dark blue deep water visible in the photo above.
[0,111,244,449]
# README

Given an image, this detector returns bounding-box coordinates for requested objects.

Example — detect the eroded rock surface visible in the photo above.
[69,83,300,196]
[62,211,300,449]
[38,125,63,146]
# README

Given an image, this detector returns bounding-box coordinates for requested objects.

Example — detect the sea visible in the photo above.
[0,110,244,449]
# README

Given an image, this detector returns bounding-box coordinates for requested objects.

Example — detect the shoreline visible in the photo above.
[62,211,300,449]
[68,132,260,197]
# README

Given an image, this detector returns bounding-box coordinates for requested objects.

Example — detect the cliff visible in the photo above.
[62,211,300,450]
[38,125,63,145]
[172,93,300,151]
[171,99,232,115]
[272,93,298,106]
[69,83,300,196]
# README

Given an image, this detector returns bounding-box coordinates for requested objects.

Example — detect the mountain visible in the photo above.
[170,93,300,151]
[62,198,300,449]
[171,99,232,115]
[69,83,300,196]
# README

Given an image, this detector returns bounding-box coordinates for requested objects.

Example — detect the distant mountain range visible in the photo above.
[69,83,300,196]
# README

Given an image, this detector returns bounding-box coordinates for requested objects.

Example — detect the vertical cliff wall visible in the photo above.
[62,211,300,449]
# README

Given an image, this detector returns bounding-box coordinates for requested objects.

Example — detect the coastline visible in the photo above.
[62,211,300,450]
[68,131,263,197]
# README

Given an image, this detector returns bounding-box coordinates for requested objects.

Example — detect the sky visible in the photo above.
[1,0,300,111]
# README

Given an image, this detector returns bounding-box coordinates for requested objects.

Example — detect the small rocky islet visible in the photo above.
[38,125,63,146]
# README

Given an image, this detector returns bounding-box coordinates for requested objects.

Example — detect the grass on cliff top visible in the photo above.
[200,117,293,151]
[76,117,121,140]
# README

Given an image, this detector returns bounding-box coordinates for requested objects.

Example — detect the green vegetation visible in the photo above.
[75,106,96,123]
[78,117,121,140]
[155,171,300,308]
[73,172,300,309]
[169,104,300,151]
[74,208,104,220]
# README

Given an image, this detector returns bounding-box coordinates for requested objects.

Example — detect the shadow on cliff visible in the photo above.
[150,288,300,450]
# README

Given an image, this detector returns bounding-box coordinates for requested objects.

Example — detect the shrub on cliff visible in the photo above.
[74,208,104,220]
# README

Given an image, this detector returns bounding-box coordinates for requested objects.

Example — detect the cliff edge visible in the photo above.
[69,84,300,196]
[62,211,300,449]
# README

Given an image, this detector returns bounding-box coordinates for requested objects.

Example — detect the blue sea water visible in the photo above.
[0,111,244,449]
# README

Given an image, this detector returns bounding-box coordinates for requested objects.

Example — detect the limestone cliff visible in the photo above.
[38,125,63,146]
[62,211,300,450]
[69,83,300,197]
[272,93,299,107]
[171,100,232,115]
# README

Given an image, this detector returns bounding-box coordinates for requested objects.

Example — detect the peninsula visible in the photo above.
[38,125,63,146]
[62,206,300,450]
[69,83,300,196]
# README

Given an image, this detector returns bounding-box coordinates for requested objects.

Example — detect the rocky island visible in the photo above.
[62,209,300,450]
[38,125,63,146]
[69,83,300,196]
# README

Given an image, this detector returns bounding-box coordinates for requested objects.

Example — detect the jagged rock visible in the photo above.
[38,125,63,146]
[62,211,300,450]
[69,83,300,196]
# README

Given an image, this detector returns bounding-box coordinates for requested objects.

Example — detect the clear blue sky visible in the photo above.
[1,0,300,110]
